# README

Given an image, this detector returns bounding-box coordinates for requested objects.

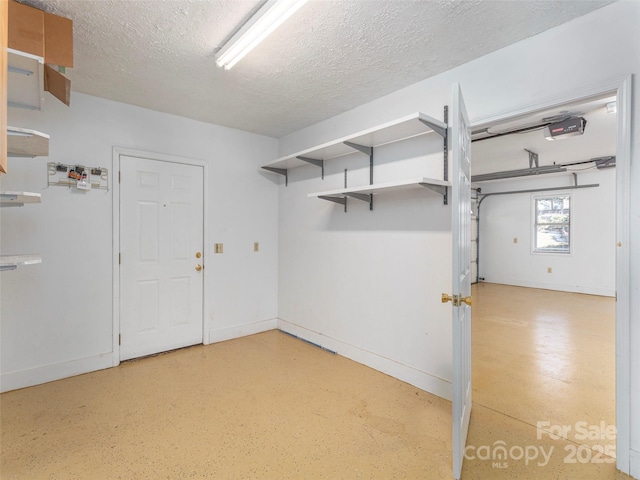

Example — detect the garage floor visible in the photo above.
[0,284,631,479]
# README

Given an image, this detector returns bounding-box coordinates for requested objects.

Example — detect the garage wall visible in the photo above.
[1,93,279,391]
[278,133,454,399]
[477,169,616,296]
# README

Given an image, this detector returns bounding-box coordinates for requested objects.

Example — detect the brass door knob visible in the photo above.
[195,252,202,258]
[442,293,453,303]
[195,264,202,272]
[460,296,472,306]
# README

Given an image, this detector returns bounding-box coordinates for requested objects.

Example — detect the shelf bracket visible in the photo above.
[345,192,373,211]
[297,156,324,180]
[262,166,288,187]
[526,149,539,169]
[419,182,448,198]
[343,141,372,156]
[343,141,374,186]
[318,195,347,213]
[418,118,447,139]
[442,106,449,205]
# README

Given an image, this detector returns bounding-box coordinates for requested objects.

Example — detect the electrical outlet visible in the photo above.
[214,243,223,254]
[254,242,259,252]
[547,267,552,273]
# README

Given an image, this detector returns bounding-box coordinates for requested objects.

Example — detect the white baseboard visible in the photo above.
[630,448,640,479]
[208,318,278,344]
[482,279,615,297]
[1,353,113,393]
[278,319,452,401]
[2,318,451,401]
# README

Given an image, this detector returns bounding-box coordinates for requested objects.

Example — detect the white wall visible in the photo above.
[278,1,640,476]
[0,93,279,391]
[477,169,616,296]
[278,133,454,399]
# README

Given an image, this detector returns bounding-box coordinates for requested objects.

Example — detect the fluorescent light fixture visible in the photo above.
[216,0,308,70]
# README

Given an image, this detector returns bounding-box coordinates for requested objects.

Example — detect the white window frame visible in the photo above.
[531,193,572,255]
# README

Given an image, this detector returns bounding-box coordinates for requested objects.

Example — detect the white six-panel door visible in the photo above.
[119,155,204,361]
[451,83,473,479]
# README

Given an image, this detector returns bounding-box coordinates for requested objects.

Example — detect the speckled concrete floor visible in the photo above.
[1,285,632,479]
[462,283,628,479]
[1,331,452,479]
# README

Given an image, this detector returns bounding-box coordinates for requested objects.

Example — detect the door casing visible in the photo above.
[112,147,210,366]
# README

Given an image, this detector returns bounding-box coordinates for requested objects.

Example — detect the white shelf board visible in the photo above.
[264,112,446,171]
[0,191,42,207]
[7,126,50,157]
[308,177,451,198]
[1,254,42,271]
[7,48,45,111]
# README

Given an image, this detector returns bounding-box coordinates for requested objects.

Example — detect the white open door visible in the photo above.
[119,155,204,361]
[450,83,473,479]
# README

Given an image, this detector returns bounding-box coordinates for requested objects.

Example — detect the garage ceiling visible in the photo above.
[20,0,613,138]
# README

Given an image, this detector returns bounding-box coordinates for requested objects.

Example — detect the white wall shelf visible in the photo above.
[0,254,42,272]
[7,48,45,111]
[262,112,447,186]
[308,177,450,211]
[0,191,42,207]
[8,126,50,157]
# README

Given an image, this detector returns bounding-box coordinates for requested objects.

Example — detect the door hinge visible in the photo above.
[118,171,121,183]
[119,253,121,265]
[118,334,121,346]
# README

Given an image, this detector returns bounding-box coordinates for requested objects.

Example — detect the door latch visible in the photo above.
[442,294,472,307]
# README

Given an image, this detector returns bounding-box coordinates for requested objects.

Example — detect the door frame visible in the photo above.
[111,147,210,366]
[469,74,632,474]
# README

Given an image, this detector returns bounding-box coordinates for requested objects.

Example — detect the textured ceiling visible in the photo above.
[21,0,612,138]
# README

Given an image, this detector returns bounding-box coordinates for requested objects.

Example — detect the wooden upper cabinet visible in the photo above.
[44,11,73,67]
[8,0,73,67]
[7,0,44,58]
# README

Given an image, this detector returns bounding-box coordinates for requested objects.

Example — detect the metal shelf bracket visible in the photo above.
[441,106,449,205]
[343,141,374,186]
[318,195,347,213]
[262,166,288,186]
[345,192,373,211]
[419,182,448,198]
[297,156,324,179]
[526,149,539,168]
[418,118,447,139]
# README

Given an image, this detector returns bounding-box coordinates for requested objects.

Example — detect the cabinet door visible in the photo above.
[44,12,73,67]
[7,0,44,57]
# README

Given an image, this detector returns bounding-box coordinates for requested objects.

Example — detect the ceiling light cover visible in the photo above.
[216,0,308,70]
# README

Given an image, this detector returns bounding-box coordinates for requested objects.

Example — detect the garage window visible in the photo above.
[533,194,571,254]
